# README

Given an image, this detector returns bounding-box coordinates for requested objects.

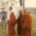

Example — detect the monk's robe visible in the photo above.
[8,13,16,36]
[17,12,23,36]
[21,12,32,36]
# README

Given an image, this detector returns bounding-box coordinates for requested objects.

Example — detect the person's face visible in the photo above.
[9,8,12,11]
[19,10,22,13]
[9,7,12,11]
[23,9,26,14]
[2,9,4,12]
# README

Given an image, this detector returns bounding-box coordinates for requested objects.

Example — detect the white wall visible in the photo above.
[25,0,36,8]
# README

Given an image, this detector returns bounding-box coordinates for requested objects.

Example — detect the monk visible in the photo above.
[17,10,23,36]
[8,12,16,36]
[21,9,32,36]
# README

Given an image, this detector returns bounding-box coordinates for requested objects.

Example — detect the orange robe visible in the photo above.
[8,13,16,36]
[17,13,23,36]
[21,13,32,36]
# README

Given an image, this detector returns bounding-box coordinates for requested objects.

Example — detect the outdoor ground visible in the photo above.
[31,14,36,36]
[0,14,36,36]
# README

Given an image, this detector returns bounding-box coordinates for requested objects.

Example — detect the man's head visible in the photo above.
[27,11,30,14]
[19,10,22,12]
[19,10,23,16]
[9,6,12,11]
[19,10,22,14]
[23,8,27,14]
[2,8,4,12]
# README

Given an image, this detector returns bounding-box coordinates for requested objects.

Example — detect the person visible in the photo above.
[17,10,23,36]
[1,8,7,29]
[7,6,13,21]
[8,12,16,36]
[0,12,2,23]
[21,9,32,36]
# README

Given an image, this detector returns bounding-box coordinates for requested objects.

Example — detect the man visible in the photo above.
[21,9,32,36]
[17,10,23,36]
[8,12,16,36]
[8,6,16,36]
[0,12,2,23]
[7,6,13,21]
[1,8,7,29]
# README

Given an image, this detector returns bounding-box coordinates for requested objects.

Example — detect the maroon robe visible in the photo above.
[17,12,23,36]
[21,12,32,36]
[8,12,16,36]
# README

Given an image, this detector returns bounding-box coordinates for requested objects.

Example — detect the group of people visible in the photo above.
[0,6,32,36]
[8,7,32,36]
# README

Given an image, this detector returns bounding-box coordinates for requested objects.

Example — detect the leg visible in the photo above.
[1,20,3,29]
[4,19,7,29]
[1,24,3,29]
[5,24,7,29]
